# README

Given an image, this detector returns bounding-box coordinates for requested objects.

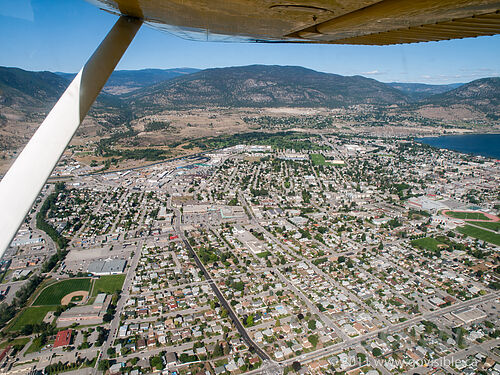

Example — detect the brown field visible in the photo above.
[61,291,89,305]
[1,106,498,176]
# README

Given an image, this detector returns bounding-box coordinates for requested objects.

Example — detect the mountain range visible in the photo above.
[56,68,200,95]
[386,82,464,100]
[0,65,498,141]
[124,65,411,110]
[2,65,497,111]
[0,67,67,109]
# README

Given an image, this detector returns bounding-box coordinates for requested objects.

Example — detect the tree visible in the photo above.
[245,315,254,327]
[357,352,366,363]
[308,319,316,330]
[308,334,319,347]
[150,355,164,370]
[292,361,301,371]
[98,360,110,371]
[103,313,113,322]
[372,347,382,357]
[212,343,224,358]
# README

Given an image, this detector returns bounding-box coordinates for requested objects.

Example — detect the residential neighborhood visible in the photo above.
[0,132,499,375]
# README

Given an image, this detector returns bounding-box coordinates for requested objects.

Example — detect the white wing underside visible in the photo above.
[0,16,142,254]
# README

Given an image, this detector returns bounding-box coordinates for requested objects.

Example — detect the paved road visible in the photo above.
[276,291,499,368]
[173,208,271,362]
[411,338,500,374]
[93,238,144,374]
[48,150,216,182]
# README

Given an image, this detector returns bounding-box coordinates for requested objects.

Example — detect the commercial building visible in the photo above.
[57,294,110,327]
[87,259,127,275]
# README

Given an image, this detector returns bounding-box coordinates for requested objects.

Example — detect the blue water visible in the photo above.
[415,134,500,159]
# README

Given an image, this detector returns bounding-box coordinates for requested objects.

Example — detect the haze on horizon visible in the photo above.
[1,0,499,85]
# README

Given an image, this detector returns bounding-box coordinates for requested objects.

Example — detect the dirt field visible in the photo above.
[60,291,89,305]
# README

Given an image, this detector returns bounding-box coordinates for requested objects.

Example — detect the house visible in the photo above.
[214,366,226,375]
[137,338,146,350]
[249,356,260,365]
[195,347,207,356]
[165,352,177,367]
[109,363,124,375]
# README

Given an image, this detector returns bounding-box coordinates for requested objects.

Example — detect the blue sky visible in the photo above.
[1,0,499,84]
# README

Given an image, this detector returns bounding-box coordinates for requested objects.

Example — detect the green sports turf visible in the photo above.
[445,211,490,220]
[91,274,125,297]
[33,278,91,306]
[467,221,500,232]
[411,237,443,252]
[10,306,56,331]
[458,225,500,246]
[310,154,330,166]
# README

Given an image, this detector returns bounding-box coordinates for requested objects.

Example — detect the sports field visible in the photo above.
[458,225,500,246]
[33,278,91,306]
[91,274,125,297]
[411,237,444,252]
[310,154,330,166]
[10,306,56,331]
[469,221,500,232]
[444,211,491,221]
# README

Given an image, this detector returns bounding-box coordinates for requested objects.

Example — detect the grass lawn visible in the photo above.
[91,275,125,297]
[10,306,56,331]
[33,278,91,306]
[310,154,330,166]
[458,225,500,246]
[0,269,13,284]
[0,337,30,349]
[25,335,49,354]
[256,251,270,258]
[445,211,490,220]
[468,221,500,232]
[411,237,444,252]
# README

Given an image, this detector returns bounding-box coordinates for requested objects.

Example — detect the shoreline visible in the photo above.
[414,133,500,160]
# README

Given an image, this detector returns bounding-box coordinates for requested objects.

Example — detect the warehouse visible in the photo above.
[87,258,127,275]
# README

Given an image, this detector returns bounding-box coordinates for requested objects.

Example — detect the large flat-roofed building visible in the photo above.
[87,259,127,275]
[220,207,246,220]
[183,205,211,214]
[407,195,450,214]
[451,307,487,324]
[57,294,110,327]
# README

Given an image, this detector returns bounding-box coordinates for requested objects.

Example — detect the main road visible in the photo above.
[172,207,271,362]
[93,238,145,374]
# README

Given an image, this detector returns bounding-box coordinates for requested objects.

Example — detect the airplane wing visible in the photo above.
[88,0,500,44]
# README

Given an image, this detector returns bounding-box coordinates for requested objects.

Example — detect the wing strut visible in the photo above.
[0,16,142,254]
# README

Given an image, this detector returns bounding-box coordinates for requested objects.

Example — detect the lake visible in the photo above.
[415,133,500,159]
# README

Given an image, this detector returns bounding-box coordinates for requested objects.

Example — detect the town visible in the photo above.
[0,131,499,375]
